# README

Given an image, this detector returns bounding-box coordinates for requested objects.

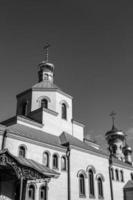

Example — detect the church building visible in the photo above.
[0,49,133,200]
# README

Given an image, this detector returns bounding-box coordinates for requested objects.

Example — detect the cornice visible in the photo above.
[32,87,73,99]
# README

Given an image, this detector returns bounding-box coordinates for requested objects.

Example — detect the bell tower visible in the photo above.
[38,43,55,83]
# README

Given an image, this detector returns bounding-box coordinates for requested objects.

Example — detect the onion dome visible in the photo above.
[123,144,132,153]
[105,111,126,143]
[105,125,126,143]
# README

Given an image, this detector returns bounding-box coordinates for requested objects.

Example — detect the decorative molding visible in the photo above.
[96,173,105,182]
[86,165,96,174]
[77,169,87,178]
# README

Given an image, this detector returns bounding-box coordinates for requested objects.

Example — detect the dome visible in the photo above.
[124,144,132,152]
[105,125,125,141]
[39,61,54,73]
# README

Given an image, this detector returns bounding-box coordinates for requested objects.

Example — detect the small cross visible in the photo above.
[110,111,116,127]
[43,43,51,63]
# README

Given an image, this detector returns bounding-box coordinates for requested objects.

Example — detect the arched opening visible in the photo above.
[88,169,95,197]
[61,103,67,120]
[41,99,48,109]
[28,185,35,200]
[19,145,26,158]
[97,177,104,198]
[120,170,124,182]
[53,154,58,169]
[61,156,66,171]
[115,169,119,181]
[79,174,86,196]
[43,152,50,167]
[39,185,47,200]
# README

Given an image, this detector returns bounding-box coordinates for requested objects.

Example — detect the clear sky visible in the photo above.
[0,0,133,147]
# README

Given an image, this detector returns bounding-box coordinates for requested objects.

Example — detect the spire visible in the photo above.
[43,43,50,63]
[38,44,54,83]
[110,111,117,130]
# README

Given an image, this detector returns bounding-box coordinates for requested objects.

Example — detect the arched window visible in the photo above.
[115,169,119,181]
[19,145,26,158]
[28,185,35,200]
[43,152,50,167]
[39,185,47,200]
[41,99,48,109]
[62,103,67,120]
[97,177,104,198]
[120,170,124,182]
[111,168,114,180]
[79,174,86,197]
[131,173,133,180]
[22,101,28,116]
[88,169,95,197]
[61,156,67,171]
[53,154,58,169]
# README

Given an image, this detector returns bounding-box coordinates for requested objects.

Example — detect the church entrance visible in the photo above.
[0,165,24,200]
[0,149,59,200]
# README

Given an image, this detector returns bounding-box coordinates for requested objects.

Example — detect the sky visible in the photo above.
[0,0,133,147]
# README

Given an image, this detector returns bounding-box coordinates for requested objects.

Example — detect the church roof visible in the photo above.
[124,180,133,189]
[59,132,107,156]
[0,149,59,179]
[6,124,64,149]
[32,80,60,90]
[5,123,107,156]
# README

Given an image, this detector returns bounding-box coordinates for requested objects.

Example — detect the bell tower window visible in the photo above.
[41,99,48,109]
[62,103,67,120]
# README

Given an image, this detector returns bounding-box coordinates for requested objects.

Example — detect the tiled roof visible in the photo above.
[0,149,59,178]
[6,124,64,149]
[59,132,108,156]
[15,156,59,177]
[6,124,107,156]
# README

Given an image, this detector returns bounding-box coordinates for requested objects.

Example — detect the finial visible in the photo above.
[110,111,117,128]
[43,43,51,63]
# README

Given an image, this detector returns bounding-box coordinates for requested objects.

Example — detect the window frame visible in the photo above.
[52,154,59,169]
[97,177,104,199]
[39,185,47,200]
[28,184,35,200]
[79,173,86,197]
[18,145,26,158]
[88,169,95,198]
[61,155,67,171]
[43,151,50,167]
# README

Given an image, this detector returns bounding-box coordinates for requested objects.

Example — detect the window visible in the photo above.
[62,103,67,120]
[79,174,86,197]
[61,156,67,171]
[115,169,119,181]
[40,185,47,200]
[111,168,114,180]
[43,152,49,167]
[131,173,133,180]
[97,177,104,199]
[88,169,95,197]
[22,101,28,116]
[28,185,35,200]
[19,145,26,158]
[120,170,124,182]
[53,154,58,169]
[41,99,48,109]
